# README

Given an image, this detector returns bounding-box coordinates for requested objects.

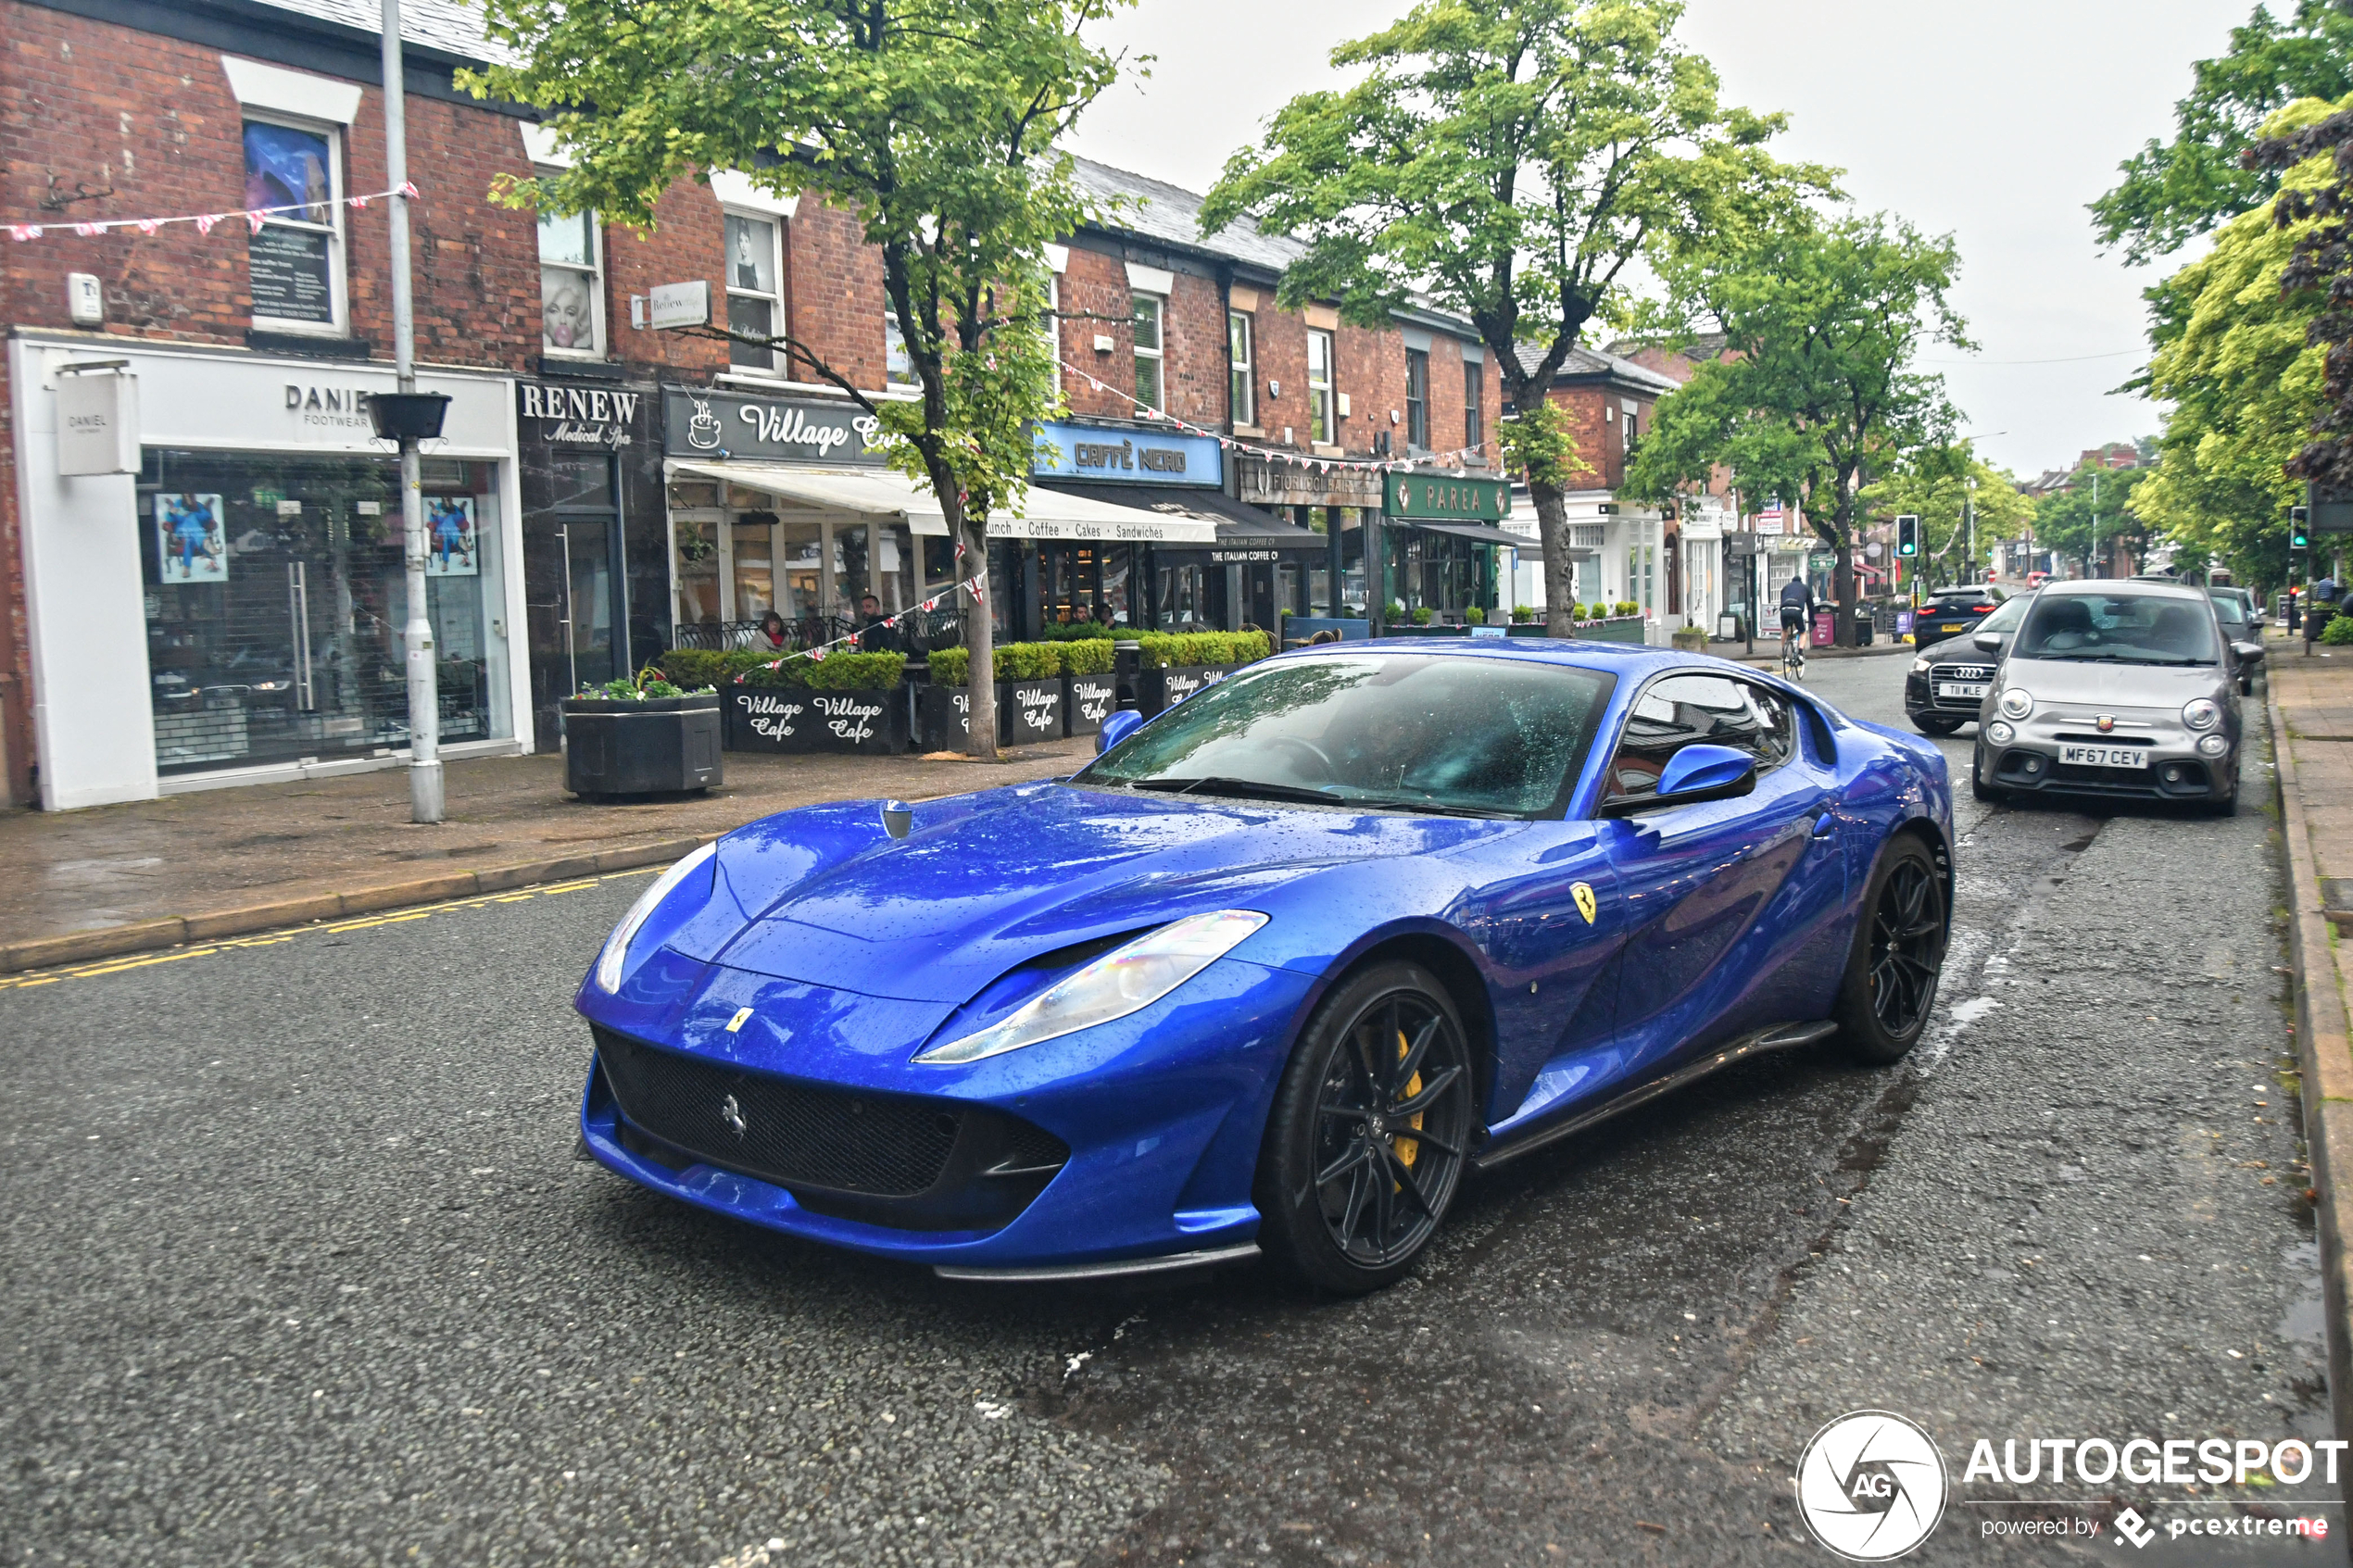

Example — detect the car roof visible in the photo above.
[2040,579,2208,601]
[1267,636,1708,681]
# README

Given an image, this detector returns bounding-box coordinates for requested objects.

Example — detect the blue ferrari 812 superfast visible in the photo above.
[576,639,1952,1293]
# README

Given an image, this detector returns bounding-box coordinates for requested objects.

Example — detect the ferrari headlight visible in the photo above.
[1996,687,2033,721]
[594,841,717,994]
[915,909,1269,1065]
[2183,698,2221,732]
[1910,657,1932,675]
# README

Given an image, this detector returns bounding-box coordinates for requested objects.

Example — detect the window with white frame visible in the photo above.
[536,188,603,356]
[1404,347,1429,451]
[886,311,917,387]
[1228,310,1254,427]
[1132,293,1165,412]
[1463,358,1484,447]
[1306,329,1335,445]
[724,212,785,372]
[243,117,346,332]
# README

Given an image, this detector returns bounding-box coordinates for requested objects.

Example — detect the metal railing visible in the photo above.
[671,609,970,659]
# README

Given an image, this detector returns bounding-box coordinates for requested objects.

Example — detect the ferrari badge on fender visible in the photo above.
[1572,883,1597,925]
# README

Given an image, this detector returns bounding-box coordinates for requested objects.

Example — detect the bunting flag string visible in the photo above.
[732,571,988,682]
[1054,358,1491,475]
[6,182,421,243]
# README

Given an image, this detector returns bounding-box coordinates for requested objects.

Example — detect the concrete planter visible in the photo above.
[1063,674,1116,738]
[724,685,911,755]
[560,693,722,797]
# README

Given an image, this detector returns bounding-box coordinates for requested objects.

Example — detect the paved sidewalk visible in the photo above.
[2264,643,2353,1447]
[0,738,1088,967]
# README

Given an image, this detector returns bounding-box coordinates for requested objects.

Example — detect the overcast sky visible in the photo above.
[1066,0,2262,480]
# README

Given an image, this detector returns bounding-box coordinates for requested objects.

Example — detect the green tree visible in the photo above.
[1860,446,2032,586]
[2032,462,2153,579]
[1199,0,1828,635]
[1625,213,1969,644]
[2091,1,2353,264]
[2133,95,2337,592]
[466,0,1128,759]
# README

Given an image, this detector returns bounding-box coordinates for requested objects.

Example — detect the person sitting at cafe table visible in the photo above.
[855,595,900,653]
[758,610,787,649]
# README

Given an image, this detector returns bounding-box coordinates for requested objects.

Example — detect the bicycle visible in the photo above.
[1780,611,1807,682]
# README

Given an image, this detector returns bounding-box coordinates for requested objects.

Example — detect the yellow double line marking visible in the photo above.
[0,869,655,995]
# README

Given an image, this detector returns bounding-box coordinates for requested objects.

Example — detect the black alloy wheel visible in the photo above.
[1257,961,1476,1293]
[1833,836,1948,1065]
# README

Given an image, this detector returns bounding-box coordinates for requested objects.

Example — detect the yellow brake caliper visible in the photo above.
[1393,1027,1424,1170]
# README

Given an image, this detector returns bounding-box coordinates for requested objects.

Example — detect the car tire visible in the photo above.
[1832,835,1948,1066]
[2206,757,2241,817]
[1969,744,2004,804]
[1254,960,1477,1295]
[1913,715,1961,736]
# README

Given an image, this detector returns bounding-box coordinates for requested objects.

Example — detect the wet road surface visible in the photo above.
[0,654,2334,1566]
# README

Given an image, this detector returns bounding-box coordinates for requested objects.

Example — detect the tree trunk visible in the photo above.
[1828,505,1856,648]
[960,514,1000,762]
[1533,479,1579,637]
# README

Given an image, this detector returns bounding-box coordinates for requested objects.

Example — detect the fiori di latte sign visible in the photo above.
[1384,471,1512,521]
[663,390,891,464]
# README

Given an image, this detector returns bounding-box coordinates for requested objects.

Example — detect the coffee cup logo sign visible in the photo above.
[519,383,643,449]
[663,390,891,464]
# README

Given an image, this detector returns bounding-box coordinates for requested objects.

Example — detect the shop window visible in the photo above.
[1156,560,1206,628]
[886,313,917,387]
[1405,348,1429,452]
[1133,294,1165,413]
[140,448,507,774]
[1306,330,1335,445]
[243,118,346,333]
[1228,310,1254,427]
[1464,359,1484,447]
[724,213,785,372]
[537,189,604,357]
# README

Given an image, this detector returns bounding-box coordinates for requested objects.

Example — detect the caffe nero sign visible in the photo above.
[663,390,890,464]
[1031,420,1223,487]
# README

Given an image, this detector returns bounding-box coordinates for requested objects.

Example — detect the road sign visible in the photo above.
[2309,486,2353,534]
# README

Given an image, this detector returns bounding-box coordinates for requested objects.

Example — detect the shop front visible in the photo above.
[1238,453,1387,621]
[516,375,666,740]
[662,395,1207,652]
[1382,470,1516,622]
[9,334,525,810]
[1027,420,1277,633]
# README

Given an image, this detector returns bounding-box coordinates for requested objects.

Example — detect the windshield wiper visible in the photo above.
[1130,775,1347,806]
[1355,798,1521,820]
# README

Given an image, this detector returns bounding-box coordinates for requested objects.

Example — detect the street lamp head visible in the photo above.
[368,391,451,444]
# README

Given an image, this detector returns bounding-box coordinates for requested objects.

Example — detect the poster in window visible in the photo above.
[243,122,333,220]
[543,269,595,351]
[156,494,230,584]
[424,496,479,578]
[250,225,334,323]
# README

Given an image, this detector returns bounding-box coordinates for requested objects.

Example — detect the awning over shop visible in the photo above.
[1407,518,1526,549]
[1038,483,1328,557]
[667,459,1216,544]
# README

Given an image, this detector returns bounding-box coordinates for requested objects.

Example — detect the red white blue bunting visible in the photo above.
[5,182,421,243]
[734,571,988,681]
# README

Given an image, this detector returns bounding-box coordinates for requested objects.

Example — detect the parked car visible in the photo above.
[2208,591,2262,695]
[2211,584,2264,632]
[1906,594,2032,734]
[1913,584,2009,642]
[1971,582,2262,814]
[576,641,1955,1293]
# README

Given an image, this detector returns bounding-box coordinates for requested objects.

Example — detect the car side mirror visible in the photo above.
[1097,709,1144,755]
[1597,743,1757,817]
[1973,632,2004,652]
[2234,640,2266,664]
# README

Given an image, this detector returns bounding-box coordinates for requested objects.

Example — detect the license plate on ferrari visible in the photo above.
[1935,681,1987,701]
[2059,744,2148,769]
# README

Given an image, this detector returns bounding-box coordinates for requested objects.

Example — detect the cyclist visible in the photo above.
[1778,573,1818,677]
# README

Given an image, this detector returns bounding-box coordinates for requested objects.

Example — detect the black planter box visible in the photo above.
[1063,674,1116,738]
[561,694,721,796]
[724,685,911,755]
[1000,678,1063,746]
[1138,663,1238,718]
[917,684,973,751]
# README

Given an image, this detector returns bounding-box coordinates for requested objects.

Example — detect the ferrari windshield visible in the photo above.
[1080,653,1616,818]
[2011,590,2221,665]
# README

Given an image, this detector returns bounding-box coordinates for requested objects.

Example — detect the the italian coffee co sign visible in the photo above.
[662,389,889,465]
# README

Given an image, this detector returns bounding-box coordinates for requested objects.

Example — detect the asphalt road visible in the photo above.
[0,652,2334,1568]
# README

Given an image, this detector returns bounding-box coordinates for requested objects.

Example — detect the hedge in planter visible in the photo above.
[1133,630,1269,716]
[726,651,911,755]
[1058,634,1117,738]
[922,642,1065,747]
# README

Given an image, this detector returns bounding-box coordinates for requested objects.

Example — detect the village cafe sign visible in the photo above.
[662,389,888,464]
[1384,471,1513,521]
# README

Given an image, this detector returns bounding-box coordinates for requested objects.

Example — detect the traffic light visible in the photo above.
[1896,514,1919,558]
[2294,505,2311,551]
